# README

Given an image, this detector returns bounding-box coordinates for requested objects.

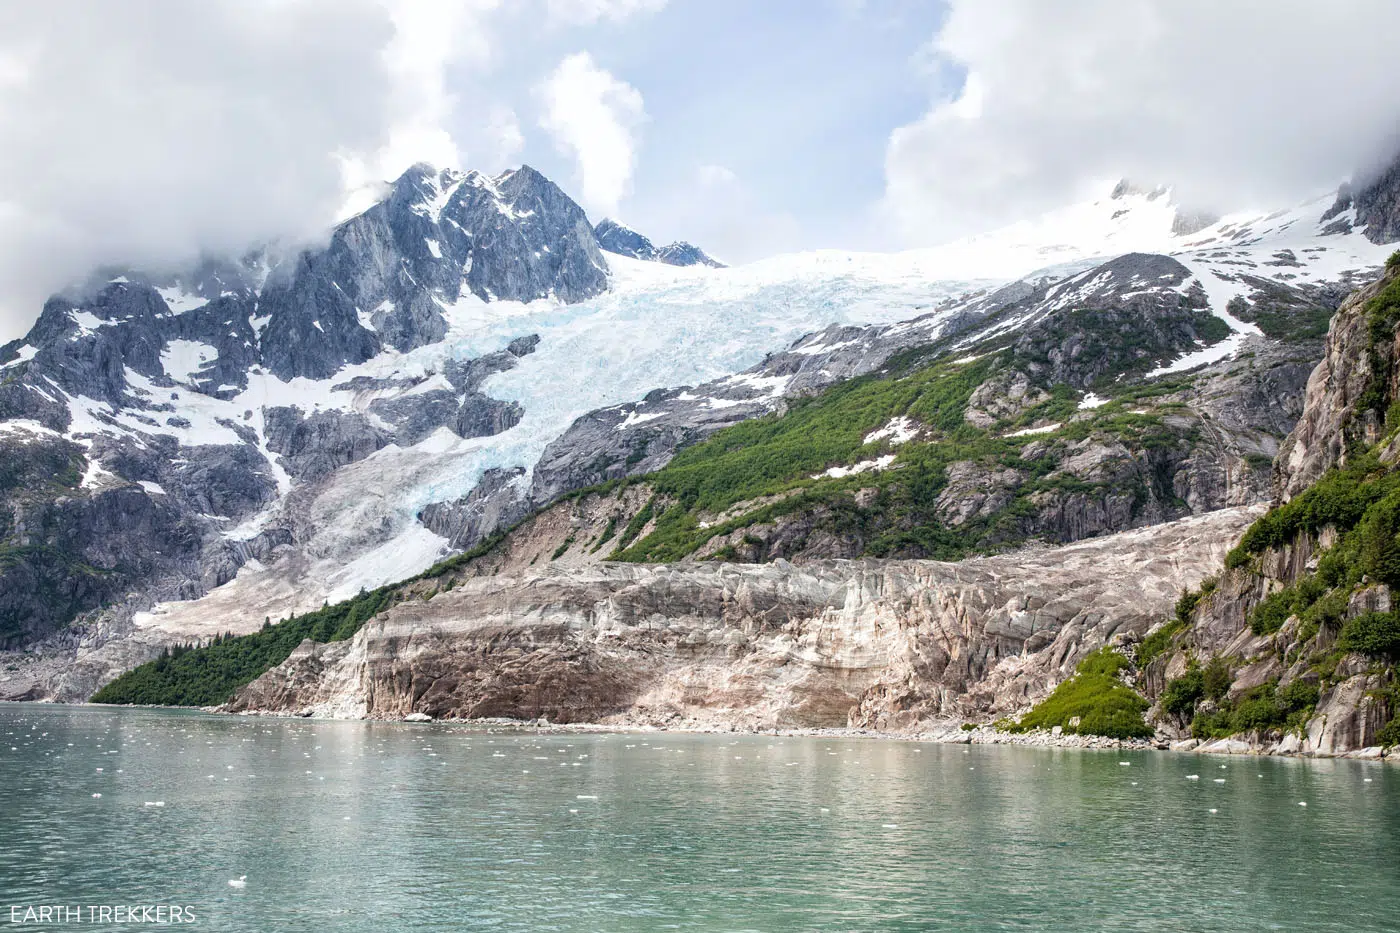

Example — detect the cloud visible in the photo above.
[536,52,645,217]
[882,0,1400,246]
[0,0,525,341]
[0,0,400,340]
[544,0,667,27]
[339,0,503,211]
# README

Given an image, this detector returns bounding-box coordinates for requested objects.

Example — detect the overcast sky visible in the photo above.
[1,0,1398,340]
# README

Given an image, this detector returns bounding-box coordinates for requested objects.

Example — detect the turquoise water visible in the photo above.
[0,705,1396,931]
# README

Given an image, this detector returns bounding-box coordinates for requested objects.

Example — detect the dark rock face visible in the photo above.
[419,467,532,549]
[257,163,608,380]
[656,241,723,268]
[1000,254,1211,388]
[593,218,723,267]
[593,218,655,259]
[1323,150,1400,245]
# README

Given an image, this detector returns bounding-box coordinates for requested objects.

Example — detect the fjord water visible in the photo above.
[1,706,1396,932]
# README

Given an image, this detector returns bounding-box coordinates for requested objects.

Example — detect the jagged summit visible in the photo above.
[594,217,724,268]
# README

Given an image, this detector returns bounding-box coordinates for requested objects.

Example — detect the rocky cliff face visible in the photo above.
[1274,270,1396,499]
[228,507,1250,727]
[1324,151,1400,244]
[1139,256,1400,756]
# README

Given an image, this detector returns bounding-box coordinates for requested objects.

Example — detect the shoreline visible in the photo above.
[106,702,1394,762]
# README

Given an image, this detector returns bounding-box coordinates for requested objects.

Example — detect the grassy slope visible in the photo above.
[609,350,1199,563]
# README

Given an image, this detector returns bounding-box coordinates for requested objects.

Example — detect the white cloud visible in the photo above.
[545,0,667,27]
[0,0,517,341]
[0,0,398,340]
[536,52,645,217]
[697,164,737,187]
[339,0,503,205]
[882,0,1400,246]
[482,105,527,168]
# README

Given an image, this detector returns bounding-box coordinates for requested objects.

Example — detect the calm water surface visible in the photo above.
[0,704,1396,932]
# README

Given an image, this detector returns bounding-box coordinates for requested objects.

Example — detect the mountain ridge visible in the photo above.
[3,156,1399,705]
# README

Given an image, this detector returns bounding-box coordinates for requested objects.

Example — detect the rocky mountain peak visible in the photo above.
[593,217,723,267]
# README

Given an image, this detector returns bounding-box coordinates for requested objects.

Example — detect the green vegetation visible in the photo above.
[1007,648,1153,739]
[91,527,518,706]
[599,348,1199,563]
[1338,611,1400,660]
[638,355,995,514]
[92,585,398,706]
[1358,269,1400,430]
[1138,577,1219,667]
[1226,453,1400,569]
[1189,679,1319,740]
[1160,656,1319,740]
[1227,292,1334,344]
[1159,665,1205,718]
[1136,619,1186,668]
[589,515,619,553]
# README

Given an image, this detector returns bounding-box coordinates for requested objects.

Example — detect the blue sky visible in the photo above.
[440,0,957,259]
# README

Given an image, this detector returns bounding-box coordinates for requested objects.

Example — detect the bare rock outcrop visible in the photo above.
[229,507,1253,729]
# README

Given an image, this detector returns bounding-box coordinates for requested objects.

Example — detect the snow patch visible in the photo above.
[0,419,61,442]
[161,340,218,384]
[1078,392,1109,410]
[815,454,897,479]
[2,345,38,368]
[864,416,919,446]
[616,410,664,430]
[70,310,105,334]
[1005,422,1062,437]
[156,286,208,315]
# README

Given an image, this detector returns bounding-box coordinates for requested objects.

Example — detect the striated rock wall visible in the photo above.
[1275,270,1397,500]
[229,508,1253,729]
[1144,261,1400,755]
